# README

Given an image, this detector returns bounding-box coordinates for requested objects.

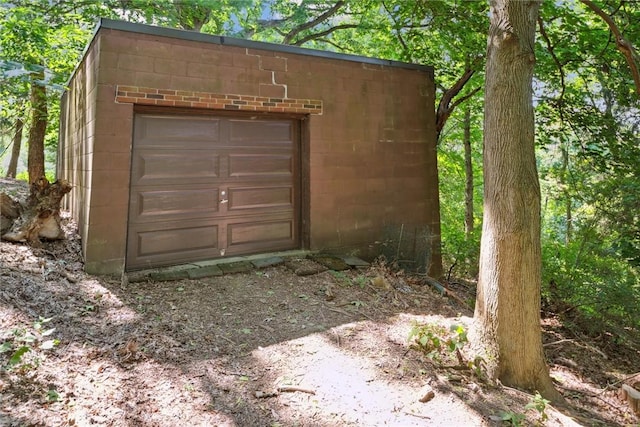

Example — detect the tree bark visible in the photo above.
[27,72,47,185]
[6,117,24,178]
[475,0,562,401]
[463,106,474,239]
[1,177,72,246]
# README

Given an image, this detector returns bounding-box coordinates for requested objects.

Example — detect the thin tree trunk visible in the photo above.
[475,0,561,402]
[561,144,572,244]
[27,72,47,185]
[6,117,24,178]
[463,107,474,239]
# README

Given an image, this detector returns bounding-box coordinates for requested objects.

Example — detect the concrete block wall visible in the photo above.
[58,37,101,264]
[59,20,441,277]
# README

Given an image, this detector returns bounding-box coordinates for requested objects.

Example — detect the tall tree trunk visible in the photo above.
[463,106,474,239]
[6,117,24,178]
[560,143,572,244]
[475,0,561,401]
[27,73,47,185]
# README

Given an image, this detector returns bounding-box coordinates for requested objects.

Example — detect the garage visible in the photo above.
[127,112,300,270]
[58,18,442,276]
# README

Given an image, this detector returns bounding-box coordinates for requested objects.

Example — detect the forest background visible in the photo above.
[1,0,639,347]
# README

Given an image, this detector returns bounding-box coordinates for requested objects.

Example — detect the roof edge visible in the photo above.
[98,18,434,74]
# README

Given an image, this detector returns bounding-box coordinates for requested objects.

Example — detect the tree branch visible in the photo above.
[293,24,359,46]
[449,86,482,111]
[314,37,353,52]
[580,0,640,96]
[257,18,290,29]
[435,59,482,141]
[283,1,346,45]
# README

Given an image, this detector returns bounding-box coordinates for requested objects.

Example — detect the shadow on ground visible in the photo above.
[1,239,637,425]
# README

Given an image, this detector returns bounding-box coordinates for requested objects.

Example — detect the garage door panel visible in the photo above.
[228,186,292,211]
[229,120,292,144]
[137,224,219,256]
[130,186,219,222]
[227,219,294,248]
[127,220,219,268]
[228,154,292,178]
[132,151,220,185]
[135,116,220,148]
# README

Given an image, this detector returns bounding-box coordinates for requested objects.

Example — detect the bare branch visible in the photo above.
[580,0,640,96]
[292,24,359,46]
[435,58,483,140]
[449,86,482,111]
[314,37,353,52]
[257,18,289,29]
[283,1,346,45]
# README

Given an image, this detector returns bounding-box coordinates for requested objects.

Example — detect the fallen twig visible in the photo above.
[555,384,629,415]
[277,385,316,395]
[600,372,640,393]
[544,336,609,359]
[327,306,352,317]
[543,338,575,347]
[404,411,431,420]
[354,309,374,321]
[420,276,471,307]
[218,334,237,346]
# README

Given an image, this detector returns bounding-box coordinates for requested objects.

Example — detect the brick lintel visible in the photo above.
[115,85,323,115]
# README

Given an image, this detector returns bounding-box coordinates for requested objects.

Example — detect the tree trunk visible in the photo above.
[463,106,474,239]
[1,177,72,246]
[561,143,572,244]
[6,117,24,178]
[475,0,561,401]
[27,73,47,185]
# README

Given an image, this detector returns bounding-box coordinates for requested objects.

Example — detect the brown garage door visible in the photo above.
[126,113,300,270]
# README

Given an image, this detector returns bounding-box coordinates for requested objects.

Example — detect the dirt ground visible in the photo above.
[1,178,639,427]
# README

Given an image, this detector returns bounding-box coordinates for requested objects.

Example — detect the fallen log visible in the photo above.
[620,382,640,416]
[1,176,72,246]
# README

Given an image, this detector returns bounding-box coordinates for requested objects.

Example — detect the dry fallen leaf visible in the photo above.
[117,338,139,362]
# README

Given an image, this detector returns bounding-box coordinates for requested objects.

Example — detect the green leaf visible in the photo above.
[46,389,60,402]
[9,346,31,366]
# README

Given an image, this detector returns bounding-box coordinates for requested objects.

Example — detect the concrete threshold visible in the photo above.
[125,250,371,283]
[126,250,317,283]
